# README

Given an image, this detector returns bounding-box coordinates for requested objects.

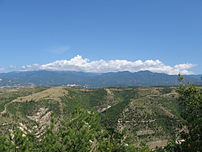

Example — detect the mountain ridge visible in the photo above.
[0,70,201,88]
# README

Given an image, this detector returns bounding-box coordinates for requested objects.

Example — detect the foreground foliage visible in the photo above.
[0,108,151,152]
[157,81,202,152]
[176,83,202,152]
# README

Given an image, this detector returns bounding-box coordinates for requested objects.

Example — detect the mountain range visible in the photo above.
[0,70,201,88]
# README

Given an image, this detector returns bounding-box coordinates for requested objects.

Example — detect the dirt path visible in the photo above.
[0,100,13,115]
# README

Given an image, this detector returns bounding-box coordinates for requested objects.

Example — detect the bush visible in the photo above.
[0,108,151,152]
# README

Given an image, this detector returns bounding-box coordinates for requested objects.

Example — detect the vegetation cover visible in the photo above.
[0,80,201,151]
[0,108,152,152]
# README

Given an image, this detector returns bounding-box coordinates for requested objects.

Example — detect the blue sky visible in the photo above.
[0,0,201,74]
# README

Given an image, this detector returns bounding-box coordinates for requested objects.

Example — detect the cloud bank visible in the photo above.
[6,55,196,75]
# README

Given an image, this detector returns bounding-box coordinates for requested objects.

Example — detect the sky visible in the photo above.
[0,0,201,74]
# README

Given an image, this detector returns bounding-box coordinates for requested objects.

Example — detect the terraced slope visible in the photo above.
[0,86,184,148]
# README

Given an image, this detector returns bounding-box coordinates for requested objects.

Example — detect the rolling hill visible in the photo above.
[0,86,186,148]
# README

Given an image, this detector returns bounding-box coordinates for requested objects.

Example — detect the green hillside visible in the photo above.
[0,86,184,149]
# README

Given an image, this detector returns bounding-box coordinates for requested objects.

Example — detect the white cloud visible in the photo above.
[4,55,196,75]
[174,64,195,70]
[21,64,41,71]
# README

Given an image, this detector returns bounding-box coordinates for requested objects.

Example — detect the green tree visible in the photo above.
[0,107,152,152]
[40,118,62,152]
[0,135,12,152]
[176,83,202,152]
[156,76,202,152]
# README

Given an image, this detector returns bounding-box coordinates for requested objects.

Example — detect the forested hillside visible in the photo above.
[0,86,182,148]
[0,84,201,151]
